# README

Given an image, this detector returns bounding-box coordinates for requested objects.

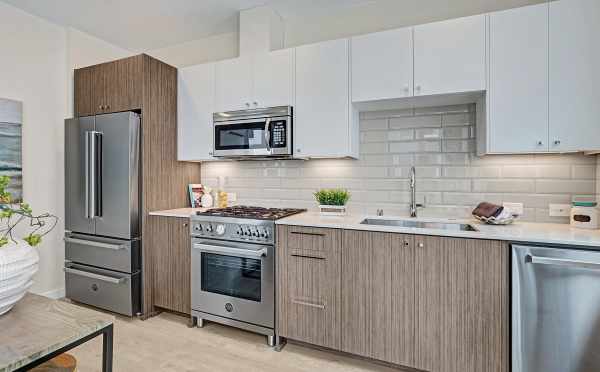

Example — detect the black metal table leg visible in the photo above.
[102,324,114,372]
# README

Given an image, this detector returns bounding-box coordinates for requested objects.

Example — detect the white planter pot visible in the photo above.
[319,205,347,216]
[0,240,39,316]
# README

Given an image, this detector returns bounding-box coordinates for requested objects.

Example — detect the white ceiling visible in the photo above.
[1,0,373,51]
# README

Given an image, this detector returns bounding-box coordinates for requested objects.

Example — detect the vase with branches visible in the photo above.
[0,175,58,247]
[0,175,58,315]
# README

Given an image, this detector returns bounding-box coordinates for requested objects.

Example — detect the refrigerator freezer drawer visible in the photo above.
[65,263,140,316]
[65,233,140,273]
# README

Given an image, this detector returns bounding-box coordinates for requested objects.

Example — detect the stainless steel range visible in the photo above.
[190,206,305,347]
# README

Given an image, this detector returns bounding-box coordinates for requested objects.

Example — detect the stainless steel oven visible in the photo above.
[191,238,274,328]
[213,106,292,158]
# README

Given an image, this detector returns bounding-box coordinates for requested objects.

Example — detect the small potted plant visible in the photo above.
[314,188,350,216]
[0,175,57,315]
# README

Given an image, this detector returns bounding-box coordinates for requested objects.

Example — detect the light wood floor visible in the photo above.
[70,310,401,372]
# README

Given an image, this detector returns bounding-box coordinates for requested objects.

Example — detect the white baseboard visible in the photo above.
[36,287,66,299]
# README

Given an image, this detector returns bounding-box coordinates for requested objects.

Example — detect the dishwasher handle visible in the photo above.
[527,254,600,270]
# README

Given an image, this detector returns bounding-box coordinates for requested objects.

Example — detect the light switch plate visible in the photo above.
[503,202,524,216]
[549,204,571,217]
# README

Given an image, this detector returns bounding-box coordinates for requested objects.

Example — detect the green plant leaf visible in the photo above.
[314,188,350,206]
[23,234,42,247]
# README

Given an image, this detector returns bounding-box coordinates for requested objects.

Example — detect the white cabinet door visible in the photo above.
[253,48,295,108]
[414,14,486,96]
[550,0,600,152]
[295,39,353,158]
[178,63,216,161]
[215,57,253,112]
[351,27,413,102]
[488,4,549,153]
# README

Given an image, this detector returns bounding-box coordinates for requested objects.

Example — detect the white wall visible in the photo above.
[0,2,68,297]
[0,2,133,297]
[145,31,239,68]
[141,0,547,67]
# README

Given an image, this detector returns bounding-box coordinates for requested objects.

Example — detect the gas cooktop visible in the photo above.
[196,206,306,220]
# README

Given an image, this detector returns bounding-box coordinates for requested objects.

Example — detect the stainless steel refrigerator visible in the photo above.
[64,112,141,316]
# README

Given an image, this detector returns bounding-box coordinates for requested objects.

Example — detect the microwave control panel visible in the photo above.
[271,121,287,148]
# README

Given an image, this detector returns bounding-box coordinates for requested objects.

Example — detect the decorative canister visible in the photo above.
[0,240,39,315]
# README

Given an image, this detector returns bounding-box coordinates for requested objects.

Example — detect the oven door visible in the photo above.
[213,117,291,157]
[191,238,274,328]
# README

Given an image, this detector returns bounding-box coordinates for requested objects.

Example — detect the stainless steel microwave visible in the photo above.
[213,106,292,158]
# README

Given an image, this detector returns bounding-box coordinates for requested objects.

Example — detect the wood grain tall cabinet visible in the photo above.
[73,54,201,318]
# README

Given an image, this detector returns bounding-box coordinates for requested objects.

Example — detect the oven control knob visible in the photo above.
[260,228,269,238]
[243,227,251,236]
[215,224,226,235]
[235,226,242,235]
[204,224,213,233]
[194,224,202,232]
[251,228,259,237]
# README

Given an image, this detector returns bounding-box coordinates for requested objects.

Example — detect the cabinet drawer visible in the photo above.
[277,225,341,349]
[65,263,140,316]
[65,234,139,273]
[286,226,338,258]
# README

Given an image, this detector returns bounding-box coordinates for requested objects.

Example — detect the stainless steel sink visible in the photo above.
[360,218,478,232]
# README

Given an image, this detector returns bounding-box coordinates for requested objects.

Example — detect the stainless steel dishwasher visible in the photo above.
[512,244,600,372]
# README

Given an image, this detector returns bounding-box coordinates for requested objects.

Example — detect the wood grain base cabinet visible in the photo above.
[276,225,342,349]
[341,231,415,366]
[277,228,509,372]
[149,215,191,314]
[414,236,509,372]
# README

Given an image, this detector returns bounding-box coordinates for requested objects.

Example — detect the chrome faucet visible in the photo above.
[410,166,424,217]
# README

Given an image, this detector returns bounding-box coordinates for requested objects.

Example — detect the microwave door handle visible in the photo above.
[264,118,272,152]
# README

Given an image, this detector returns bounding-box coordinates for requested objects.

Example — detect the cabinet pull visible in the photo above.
[291,299,325,309]
[290,231,325,237]
[417,242,424,248]
[291,253,325,260]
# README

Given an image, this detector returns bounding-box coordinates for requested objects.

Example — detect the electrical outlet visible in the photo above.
[503,202,524,216]
[549,204,571,217]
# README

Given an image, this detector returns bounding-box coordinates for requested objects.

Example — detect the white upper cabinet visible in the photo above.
[215,50,294,112]
[414,14,486,96]
[351,27,413,102]
[549,0,600,152]
[487,3,549,153]
[178,63,216,161]
[215,57,253,112]
[295,39,358,158]
[253,48,295,108]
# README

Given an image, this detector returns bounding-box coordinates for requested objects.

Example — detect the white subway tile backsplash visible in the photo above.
[202,104,597,223]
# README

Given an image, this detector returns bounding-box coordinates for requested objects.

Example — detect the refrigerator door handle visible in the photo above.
[95,131,103,218]
[85,131,93,219]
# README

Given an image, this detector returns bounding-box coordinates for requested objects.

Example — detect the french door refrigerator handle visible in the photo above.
[94,131,103,217]
[84,131,94,218]
[527,254,600,270]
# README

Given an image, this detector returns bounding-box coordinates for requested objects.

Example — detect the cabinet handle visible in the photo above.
[183,223,188,227]
[253,101,258,106]
[415,85,421,94]
[245,102,250,108]
[537,140,544,146]
[417,242,424,248]
[291,299,325,309]
[404,241,410,246]
[296,148,301,153]
[99,105,104,110]
[291,253,325,260]
[554,139,561,145]
[290,231,325,237]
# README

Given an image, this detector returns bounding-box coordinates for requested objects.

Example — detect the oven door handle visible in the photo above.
[193,242,268,259]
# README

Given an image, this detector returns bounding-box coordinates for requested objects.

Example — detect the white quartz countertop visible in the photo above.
[276,212,600,248]
[149,208,208,218]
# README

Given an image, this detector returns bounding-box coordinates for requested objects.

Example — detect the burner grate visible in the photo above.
[196,206,306,220]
